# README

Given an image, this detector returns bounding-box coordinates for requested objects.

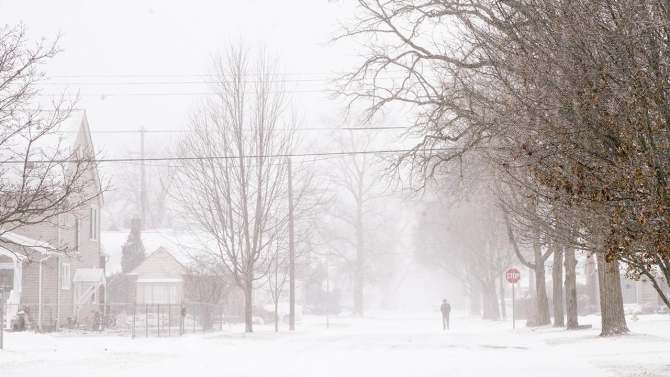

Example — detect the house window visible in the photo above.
[61,264,70,290]
[143,285,153,304]
[169,285,177,304]
[157,286,169,303]
[90,206,98,241]
[141,285,177,304]
[75,217,81,253]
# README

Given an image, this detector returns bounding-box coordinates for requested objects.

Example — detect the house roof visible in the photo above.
[101,229,219,275]
[0,110,103,205]
[136,278,183,283]
[73,268,106,284]
[0,244,27,262]
[0,231,61,256]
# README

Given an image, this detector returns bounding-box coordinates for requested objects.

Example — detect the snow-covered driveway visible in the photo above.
[1,312,667,377]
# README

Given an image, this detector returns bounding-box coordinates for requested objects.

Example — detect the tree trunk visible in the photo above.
[353,198,365,316]
[353,267,364,316]
[552,246,565,327]
[499,277,507,321]
[274,300,279,332]
[586,255,598,313]
[489,282,500,321]
[244,282,254,333]
[528,267,536,297]
[481,282,492,319]
[470,281,481,316]
[533,241,551,326]
[564,245,579,329]
[480,280,500,321]
[596,253,629,336]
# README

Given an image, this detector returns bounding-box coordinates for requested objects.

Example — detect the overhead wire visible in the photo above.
[36,90,339,96]
[7,146,480,164]
[78,126,408,134]
[36,71,410,96]
[44,71,406,78]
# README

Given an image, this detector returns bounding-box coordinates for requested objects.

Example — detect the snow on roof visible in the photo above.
[101,229,218,276]
[136,278,183,283]
[0,110,95,189]
[0,230,60,255]
[73,268,106,284]
[0,244,27,262]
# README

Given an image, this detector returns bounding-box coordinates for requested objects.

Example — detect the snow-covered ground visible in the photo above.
[1,312,669,377]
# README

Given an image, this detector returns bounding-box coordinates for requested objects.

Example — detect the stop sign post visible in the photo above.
[506,268,521,329]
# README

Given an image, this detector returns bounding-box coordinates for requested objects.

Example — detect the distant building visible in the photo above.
[127,246,185,305]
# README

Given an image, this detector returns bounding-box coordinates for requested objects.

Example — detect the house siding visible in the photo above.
[4,111,106,329]
[130,248,184,304]
[20,256,59,328]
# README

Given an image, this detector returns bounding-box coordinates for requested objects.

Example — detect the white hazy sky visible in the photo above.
[1,0,361,157]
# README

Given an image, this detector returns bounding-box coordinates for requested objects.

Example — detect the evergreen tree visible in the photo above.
[105,272,127,303]
[121,217,145,274]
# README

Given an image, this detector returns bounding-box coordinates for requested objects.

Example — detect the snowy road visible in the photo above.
[1,313,668,377]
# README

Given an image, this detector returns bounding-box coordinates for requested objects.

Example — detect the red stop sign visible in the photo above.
[505,268,521,284]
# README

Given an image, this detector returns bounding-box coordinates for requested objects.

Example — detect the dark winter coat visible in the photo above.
[440,303,451,317]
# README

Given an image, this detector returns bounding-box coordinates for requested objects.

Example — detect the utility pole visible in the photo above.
[326,255,329,330]
[140,126,146,230]
[288,157,296,331]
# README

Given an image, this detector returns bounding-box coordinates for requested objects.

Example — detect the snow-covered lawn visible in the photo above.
[1,312,668,377]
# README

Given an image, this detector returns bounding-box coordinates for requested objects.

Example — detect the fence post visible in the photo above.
[220,304,224,332]
[145,304,148,338]
[168,304,171,337]
[132,302,136,339]
[157,304,161,338]
[193,305,195,334]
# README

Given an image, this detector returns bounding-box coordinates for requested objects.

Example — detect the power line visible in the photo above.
[80,126,407,134]
[35,90,335,96]
[115,153,343,168]
[6,147,465,164]
[44,71,405,79]
[41,79,331,85]
[40,77,405,85]
[46,73,339,78]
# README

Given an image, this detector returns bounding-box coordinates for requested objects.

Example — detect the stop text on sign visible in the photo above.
[505,268,521,284]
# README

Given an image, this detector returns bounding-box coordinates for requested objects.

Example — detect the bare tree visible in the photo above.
[103,141,175,230]
[416,183,514,321]
[182,257,231,331]
[171,44,303,333]
[334,0,666,335]
[265,184,318,332]
[265,239,290,332]
[317,128,390,315]
[0,24,103,261]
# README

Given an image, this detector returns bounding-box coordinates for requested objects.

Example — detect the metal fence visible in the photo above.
[1,301,228,340]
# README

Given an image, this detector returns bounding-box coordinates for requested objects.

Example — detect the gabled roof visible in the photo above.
[101,229,216,275]
[73,268,106,284]
[0,231,61,256]
[0,109,103,205]
[129,246,186,276]
[147,246,186,266]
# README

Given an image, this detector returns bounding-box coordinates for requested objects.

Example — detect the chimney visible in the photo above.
[130,214,142,238]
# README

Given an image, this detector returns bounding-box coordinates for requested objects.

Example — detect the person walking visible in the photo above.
[440,299,451,330]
